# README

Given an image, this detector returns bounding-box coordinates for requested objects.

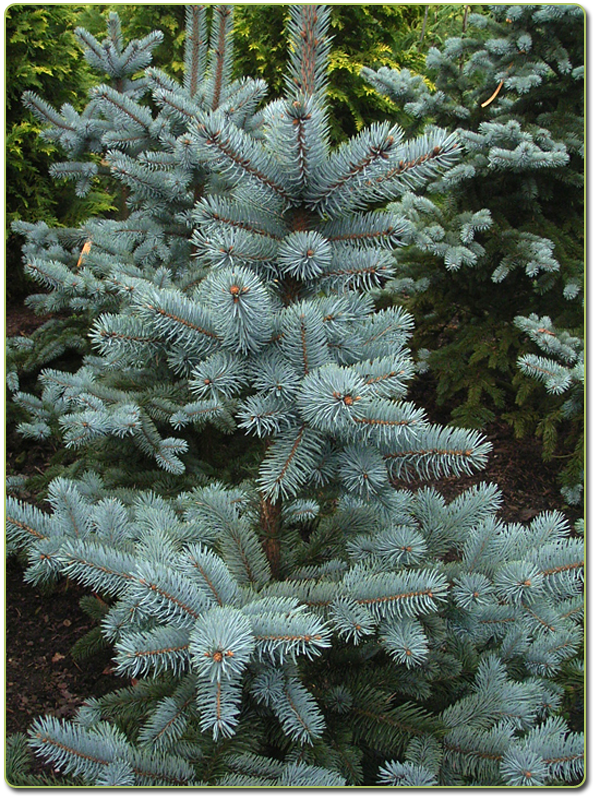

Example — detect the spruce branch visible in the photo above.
[384,425,492,480]
[192,113,295,203]
[59,540,138,596]
[134,285,220,354]
[194,195,286,241]
[6,498,52,552]
[137,678,196,752]
[208,6,234,111]
[114,626,192,679]
[285,5,332,101]
[184,5,208,100]
[92,84,154,132]
[28,717,126,783]
[258,425,325,501]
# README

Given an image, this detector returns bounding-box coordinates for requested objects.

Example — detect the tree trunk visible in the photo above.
[259,493,282,580]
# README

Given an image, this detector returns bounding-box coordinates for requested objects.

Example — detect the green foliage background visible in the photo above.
[7,4,471,297]
[6,6,105,299]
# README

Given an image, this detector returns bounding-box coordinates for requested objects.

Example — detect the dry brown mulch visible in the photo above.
[5,560,129,742]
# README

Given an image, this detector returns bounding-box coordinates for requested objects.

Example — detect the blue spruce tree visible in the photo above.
[362,4,584,504]
[7,6,583,788]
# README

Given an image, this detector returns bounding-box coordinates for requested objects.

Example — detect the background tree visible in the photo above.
[6,8,176,441]
[6,5,114,300]
[363,4,584,503]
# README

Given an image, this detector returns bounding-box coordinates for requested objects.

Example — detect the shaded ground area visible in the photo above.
[5,300,582,778]
[6,560,129,742]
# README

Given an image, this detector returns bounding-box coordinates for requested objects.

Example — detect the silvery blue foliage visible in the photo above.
[362,4,584,503]
[7,4,583,789]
